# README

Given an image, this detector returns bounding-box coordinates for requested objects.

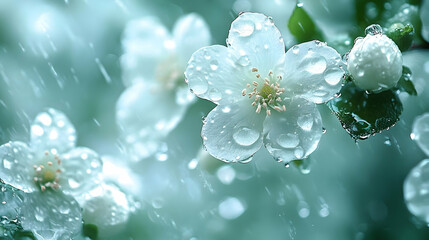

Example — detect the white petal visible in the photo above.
[121,17,173,86]
[263,98,323,163]
[185,45,246,105]
[21,190,82,240]
[173,13,211,67]
[202,100,265,162]
[227,12,285,75]
[82,183,131,239]
[0,141,37,193]
[0,180,26,221]
[116,82,190,160]
[283,41,344,104]
[60,147,102,198]
[30,108,76,155]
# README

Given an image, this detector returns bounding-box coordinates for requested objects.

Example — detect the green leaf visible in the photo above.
[327,82,403,140]
[83,223,98,240]
[386,23,414,51]
[396,66,417,95]
[13,230,37,240]
[288,2,324,43]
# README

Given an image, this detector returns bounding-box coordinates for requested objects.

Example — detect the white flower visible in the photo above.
[347,25,403,92]
[404,113,429,224]
[117,13,211,160]
[0,108,102,199]
[185,12,344,163]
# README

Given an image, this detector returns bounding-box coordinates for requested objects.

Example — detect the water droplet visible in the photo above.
[294,147,305,159]
[187,158,198,170]
[222,106,231,113]
[68,178,80,189]
[32,125,44,136]
[216,165,236,185]
[237,56,250,67]
[232,127,260,146]
[38,113,52,126]
[218,197,246,220]
[3,159,12,169]
[365,24,383,35]
[300,56,327,74]
[208,88,222,102]
[233,20,254,37]
[210,60,219,71]
[277,133,300,148]
[297,114,314,131]
[324,68,343,86]
[292,46,299,54]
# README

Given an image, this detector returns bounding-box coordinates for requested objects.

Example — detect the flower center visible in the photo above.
[155,54,184,90]
[241,68,286,116]
[33,151,62,191]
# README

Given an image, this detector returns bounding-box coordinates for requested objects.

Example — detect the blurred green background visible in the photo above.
[1,0,429,239]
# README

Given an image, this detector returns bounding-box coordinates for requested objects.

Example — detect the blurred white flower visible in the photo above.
[81,183,135,239]
[0,108,103,199]
[185,12,344,163]
[117,13,211,161]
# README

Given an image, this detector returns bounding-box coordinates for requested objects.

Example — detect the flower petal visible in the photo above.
[227,12,285,75]
[60,147,102,199]
[173,13,211,68]
[185,45,245,105]
[21,190,82,240]
[0,180,26,221]
[121,17,173,86]
[0,141,37,193]
[263,98,323,163]
[116,82,191,160]
[283,41,344,104]
[30,108,76,155]
[202,100,265,162]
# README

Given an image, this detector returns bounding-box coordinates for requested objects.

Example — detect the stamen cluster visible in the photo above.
[33,151,62,191]
[241,67,286,116]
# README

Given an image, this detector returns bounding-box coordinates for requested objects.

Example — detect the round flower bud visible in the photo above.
[347,25,403,92]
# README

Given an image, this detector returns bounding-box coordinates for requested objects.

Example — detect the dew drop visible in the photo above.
[232,127,260,146]
[68,178,80,189]
[208,88,222,102]
[324,68,343,86]
[300,56,327,74]
[365,24,383,35]
[277,133,300,148]
[216,165,236,185]
[294,147,305,159]
[292,45,299,54]
[237,55,250,67]
[222,106,231,113]
[297,114,314,131]
[233,20,254,37]
[210,60,219,71]
[32,125,44,136]
[38,113,52,126]
[218,197,246,220]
